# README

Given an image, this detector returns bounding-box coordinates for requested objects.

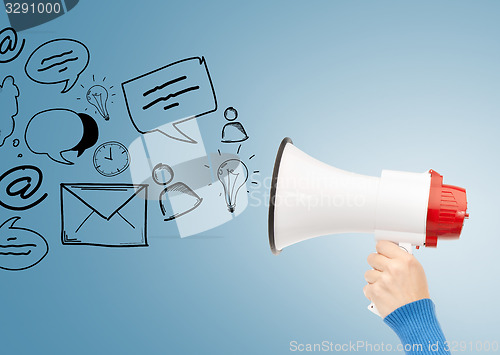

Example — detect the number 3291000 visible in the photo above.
[5,2,62,14]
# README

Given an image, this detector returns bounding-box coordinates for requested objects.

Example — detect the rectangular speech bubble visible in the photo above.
[121,57,217,144]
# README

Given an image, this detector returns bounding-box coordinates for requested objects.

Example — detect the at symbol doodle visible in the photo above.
[0,166,48,211]
[0,27,25,64]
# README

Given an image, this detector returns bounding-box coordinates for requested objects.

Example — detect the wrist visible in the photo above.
[384,299,450,354]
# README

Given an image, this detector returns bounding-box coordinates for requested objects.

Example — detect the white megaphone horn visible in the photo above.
[268,138,469,315]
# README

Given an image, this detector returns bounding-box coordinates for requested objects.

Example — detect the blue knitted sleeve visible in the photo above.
[384,298,451,355]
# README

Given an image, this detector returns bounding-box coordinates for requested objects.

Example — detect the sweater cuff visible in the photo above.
[384,299,450,354]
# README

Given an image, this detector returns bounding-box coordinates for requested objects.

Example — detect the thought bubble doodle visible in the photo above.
[25,109,98,165]
[0,76,20,147]
[25,39,89,93]
[121,56,217,144]
[0,217,48,271]
[0,27,25,63]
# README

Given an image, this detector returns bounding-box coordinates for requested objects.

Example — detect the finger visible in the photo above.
[367,252,390,271]
[363,284,373,301]
[364,269,382,284]
[363,284,370,300]
[376,240,406,259]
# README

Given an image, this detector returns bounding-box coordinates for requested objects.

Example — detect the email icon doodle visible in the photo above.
[61,184,148,247]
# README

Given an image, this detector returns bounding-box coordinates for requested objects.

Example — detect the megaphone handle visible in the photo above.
[367,242,413,317]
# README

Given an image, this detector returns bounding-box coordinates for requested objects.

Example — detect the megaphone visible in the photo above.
[268,137,468,254]
[268,137,469,315]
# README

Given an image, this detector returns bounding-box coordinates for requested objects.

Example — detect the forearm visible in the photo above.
[384,299,451,355]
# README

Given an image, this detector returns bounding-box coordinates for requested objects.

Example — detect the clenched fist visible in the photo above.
[363,241,430,318]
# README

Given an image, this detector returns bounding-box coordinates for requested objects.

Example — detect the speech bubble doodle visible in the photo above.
[25,109,98,165]
[25,39,89,93]
[121,56,217,144]
[0,76,20,147]
[0,217,48,271]
[0,27,25,63]
[0,165,48,211]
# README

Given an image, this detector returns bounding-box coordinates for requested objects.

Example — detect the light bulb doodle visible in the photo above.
[78,76,115,120]
[87,84,109,120]
[217,159,248,213]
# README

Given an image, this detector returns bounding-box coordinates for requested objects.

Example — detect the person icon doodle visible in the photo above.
[152,163,203,221]
[221,107,249,143]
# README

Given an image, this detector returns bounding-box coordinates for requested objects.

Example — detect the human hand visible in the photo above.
[363,241,430,318]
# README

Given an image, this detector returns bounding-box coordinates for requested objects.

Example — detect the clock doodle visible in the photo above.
[93,141,130,177]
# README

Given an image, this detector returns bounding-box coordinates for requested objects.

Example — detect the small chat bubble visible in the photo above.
[25,39,89,93]
[25,109,98,165]
[121,56,217,144]
[0,217,48,271]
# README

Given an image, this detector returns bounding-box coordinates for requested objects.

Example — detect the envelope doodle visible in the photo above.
[61,184,148,247]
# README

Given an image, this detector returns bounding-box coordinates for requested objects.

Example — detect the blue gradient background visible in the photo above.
[1,1,499,354]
